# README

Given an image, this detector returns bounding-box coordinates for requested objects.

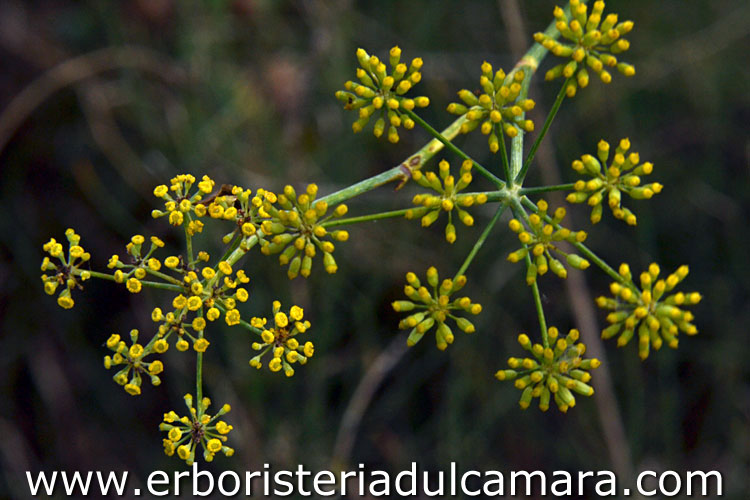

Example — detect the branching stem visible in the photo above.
[403,109,505,189]
[454,203,509,280]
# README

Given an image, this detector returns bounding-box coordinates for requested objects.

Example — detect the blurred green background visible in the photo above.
[1,0,748,498]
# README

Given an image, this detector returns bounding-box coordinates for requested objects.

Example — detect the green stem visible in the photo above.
[498,131,512,183]
[77,269,183,292]
[512,0,576,74]
[519,183,576,195]
[321,208,412,228]
[318,116,468,207]
[145,268,183,286]
[505,1,580,184]
[508,200,548,347]
[519,196,631,289]
[570,240,627,287]
[454,203,508,280]
[207,235,259,290]
[196,308,204,413]
[515,78,570,185]
[218,232,243,264]
[184,222,194,264]
[403,109,505,189]
[509,71,534,183]
[463,190,510,203]
[209,232,244,280]
[526,252,549,349]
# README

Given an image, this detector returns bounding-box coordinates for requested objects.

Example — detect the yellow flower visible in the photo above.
[57,295,74,309]
[154,339,169,353]
[207,439,222,453]
[154,185,169,198]
[169,211,184,226]
[193,338,210,353]
[218,261,232,275]
[124,384,141,396]
[225,309,240,326]
[172,294,187,309]
[149,360,164,375]
[275,312,289,328]
[168,427,182,442]
[206,307,220,321]
[151,308,163,322]
[187,296,203,311]
[290,305,304,321]
[126,278,142,293]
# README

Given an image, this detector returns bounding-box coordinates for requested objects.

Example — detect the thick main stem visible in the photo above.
[508,69,533,183]
[318,115,469,207]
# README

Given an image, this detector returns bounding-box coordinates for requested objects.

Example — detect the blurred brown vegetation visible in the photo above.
[0,0,748,498]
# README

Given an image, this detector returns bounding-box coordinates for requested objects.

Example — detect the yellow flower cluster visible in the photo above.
[536,0,635,97]
[108,234,166,294]
[160,394,234,465]
[151,259,250,352]
[392,267,481,350]
[506,200,590,284]
[336,46,429,143]
[151,174,215,231]
[405,159,487,243]
[259,183,348,279]
[41,228,91,309]
[249,301,313,377]
[597,263,701,360]
[495,328,600,412]
[447,62,535,152]
[103,329,164,396]
[566,138,662,225]
[201,184,276,247]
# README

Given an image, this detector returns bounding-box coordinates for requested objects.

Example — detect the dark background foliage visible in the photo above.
[1,0,748,498]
